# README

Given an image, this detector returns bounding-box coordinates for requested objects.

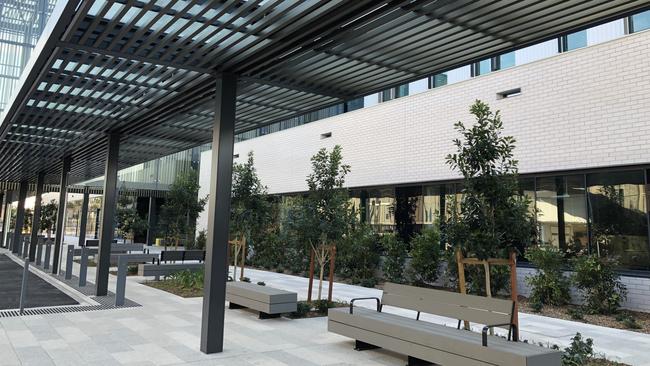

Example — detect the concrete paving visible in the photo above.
[0,242,648,365]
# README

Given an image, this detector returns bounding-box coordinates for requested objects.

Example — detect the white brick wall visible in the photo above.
[208,29,650,195]
[198,30,650,311]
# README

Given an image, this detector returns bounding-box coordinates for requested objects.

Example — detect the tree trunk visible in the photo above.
[317,262,325,300]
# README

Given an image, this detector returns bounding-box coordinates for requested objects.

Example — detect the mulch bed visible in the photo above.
[144,280,203,298]
[518,297,650,334]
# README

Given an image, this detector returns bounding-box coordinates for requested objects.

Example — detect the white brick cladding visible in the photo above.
[212,29,650,195]
[517,267,650,312]
[197,31,650,311]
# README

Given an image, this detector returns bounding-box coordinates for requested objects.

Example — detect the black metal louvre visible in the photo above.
[1,0,649,185]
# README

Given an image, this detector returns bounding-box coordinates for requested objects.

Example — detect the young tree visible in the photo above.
[116,195,148,243]
[159,169,207,248]
[40,200,58,239]
[230,151,271,258]
[445,100,536,294]
[296,145,351,300]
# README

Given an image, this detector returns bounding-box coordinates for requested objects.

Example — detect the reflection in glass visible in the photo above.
[587,170,649,270]
[535,177,560,248]
[394,186,422,242]
[422,185,443,227]
[632,10,650,33]
[500,52,516,69]
[366,188,395,233]
[478,59,492,75]
[566,30,587,51]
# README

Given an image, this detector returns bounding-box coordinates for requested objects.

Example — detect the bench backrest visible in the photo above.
[183,250,205,262]
[382,282,514,326]
[160,250,184,262]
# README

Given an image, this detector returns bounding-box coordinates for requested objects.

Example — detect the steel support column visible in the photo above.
[95,133,120,296]
[52,157,71,273]
[12,181,28,255]
[145,196,157,246]
[29,173,45,261]
[0,191,5,248]
[200,73,237,354]
[1,191,12,248]
[78,187,89,247]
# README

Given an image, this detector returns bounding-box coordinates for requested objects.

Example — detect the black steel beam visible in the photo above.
[12,181,28,255]
[95,133,120,296]
[52,156,71,273]
[28,172,45,261]
[201,73,237,354]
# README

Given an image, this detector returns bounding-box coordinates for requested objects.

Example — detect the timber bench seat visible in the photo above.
[138,262,203,279]
[226,281,297,319]
[328,282,561,366]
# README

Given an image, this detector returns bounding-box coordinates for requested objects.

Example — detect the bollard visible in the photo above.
[115,256,128,306]
[19,257,29,315]
[36,239,43,266]
[65,245,74,280]
[43,242,51,270]
[79,246,88,287]
[22,238,29,258]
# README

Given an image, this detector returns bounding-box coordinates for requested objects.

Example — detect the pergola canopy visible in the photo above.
[1,0,649,184]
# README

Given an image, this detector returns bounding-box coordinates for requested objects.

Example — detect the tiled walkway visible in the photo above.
[0,245,649,365]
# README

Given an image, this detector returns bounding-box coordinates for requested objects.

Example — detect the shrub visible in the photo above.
[195,230,207,250]
[257,281,266,286]
[312,300,334,315]
[525,245,570,307]
[572,254,626,315]
[530,299,543,313]
[407,227,442,286]
[562,333,593,366]
[616,312,641,329]
[168,270,204,289]
[337,223,380,285]
[241,277,251,283]
[567,307,584,320]
[291,301,311,318]
[381,233,407,283]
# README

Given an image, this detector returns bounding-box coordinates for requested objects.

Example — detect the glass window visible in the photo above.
[395,186,422,242]
[445,65,472,84]
[477,59,492,75]
[396,84,409,98]
[587,170,649,270]
[380,89,393,102]
[366,188,395,233]
[431,73,448,88]
[586,20,625,46]
[363,93,379,108]
[535,175,589,254]
[422,185,443,227]
[566,30,587,51]
[631,10,650,33]
[499,52,516,70]
[515,39,558,65]
[408,78,429,95]
[346,98,364,112]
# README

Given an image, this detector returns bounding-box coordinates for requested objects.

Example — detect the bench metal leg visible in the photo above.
[258,312,281,320]
[228,302,245,310]
[354,340,380,351]
[407,356,434,366]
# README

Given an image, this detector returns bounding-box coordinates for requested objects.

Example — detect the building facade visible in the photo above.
[198,11,650,311]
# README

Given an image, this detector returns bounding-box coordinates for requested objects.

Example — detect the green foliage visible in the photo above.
[291,301,311,318]
[241,277,251,283]
[530,299,543,313]
[381,233,407,283]
[231,151,272,256]
[337,223,380,286]
[195,230,207,250]
[407,226,442,286]
[567,307,584,320]
[562,333,594,366]
[445,100,536,261]
[159,169,207,247]
[525,245,570,307]
[572,254,626,315]
[312,299,334,315]
[116,195,148,243]
[168,270,204,289]
[256,281,266,286]
[40,200,58,238]
[615,312,641,329]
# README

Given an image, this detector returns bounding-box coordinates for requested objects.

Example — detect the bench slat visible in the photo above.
[329,308,561,366]
[382,283,513,325]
